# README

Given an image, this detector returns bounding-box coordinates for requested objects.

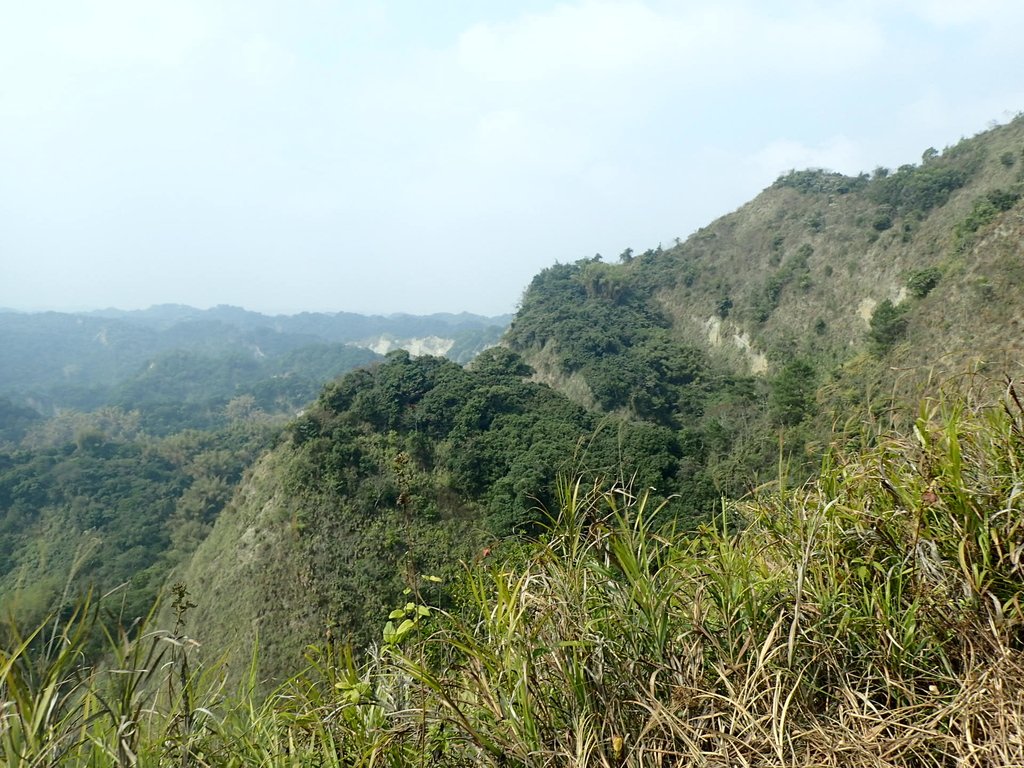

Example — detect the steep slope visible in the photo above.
[651,116,1024,378]
[509,116,1024,425]
[175,116,1024,683]
[0,420,274,641]
[178,349,688,682]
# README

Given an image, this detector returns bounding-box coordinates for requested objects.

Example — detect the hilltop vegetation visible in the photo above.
[566,117,1017,377]
[10,117,1024,663]
[170,116,1024,688]
[178,347,702,681]
[643,117,1024,381]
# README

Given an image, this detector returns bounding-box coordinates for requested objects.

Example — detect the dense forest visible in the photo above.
[0,306,509,421]
[2,115,1024,766]
[0,308,508,650]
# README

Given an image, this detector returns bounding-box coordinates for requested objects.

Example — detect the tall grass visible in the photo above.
[3,386,1024,765]
[385,386,1024,766]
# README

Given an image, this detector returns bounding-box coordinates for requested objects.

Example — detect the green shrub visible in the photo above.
[869,299,909,352]
[770,359,816,425]
[869,162,969,216]
[872,211,894,231]
[774,169,867,195]
[958,188,1022,236]
[906,267,942,298]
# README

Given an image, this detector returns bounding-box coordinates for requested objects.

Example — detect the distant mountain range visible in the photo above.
[0,305,511,419]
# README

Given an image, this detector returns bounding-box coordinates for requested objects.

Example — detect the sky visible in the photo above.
[2,1,1023,317]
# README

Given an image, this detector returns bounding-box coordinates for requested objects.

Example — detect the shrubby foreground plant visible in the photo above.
[3,384,1024,766]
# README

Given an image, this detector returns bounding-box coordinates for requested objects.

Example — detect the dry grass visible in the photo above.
[379,383,1024,766]
[4,385,1024,766]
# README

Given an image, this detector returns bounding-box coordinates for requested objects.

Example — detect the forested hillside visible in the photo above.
[0,417,276,646]
[0,308,507,647]
[507,114,1024,476]
[0,306,509,421]
[168,117,1024,684]
[178,347,698,680]
[5,380,1023,765]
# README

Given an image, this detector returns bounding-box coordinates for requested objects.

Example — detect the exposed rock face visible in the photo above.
[364,335,456,357]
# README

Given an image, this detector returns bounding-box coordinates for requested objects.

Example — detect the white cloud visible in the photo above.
[355,1,890,209]
[895,0,1024,26]
[47,0,212,71]
[0,1,213,121]
[455,1,883,94]
[456,2,673,83]
[751,136,865,180]
[2,1,1024,315]
[227,34,297,84]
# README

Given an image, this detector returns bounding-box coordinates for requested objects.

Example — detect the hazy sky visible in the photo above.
[2,1,1023,316]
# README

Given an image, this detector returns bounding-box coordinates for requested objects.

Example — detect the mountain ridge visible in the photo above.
[172,116,1023,681]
